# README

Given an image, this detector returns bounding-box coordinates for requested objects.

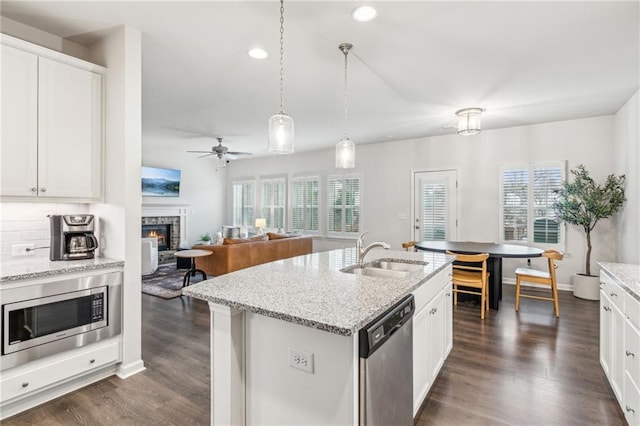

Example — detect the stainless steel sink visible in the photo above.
[368,260,426,272]
[345,267,410,279]
[341,259,428,279]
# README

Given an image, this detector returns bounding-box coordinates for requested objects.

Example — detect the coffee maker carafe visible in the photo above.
[50,215,99,261]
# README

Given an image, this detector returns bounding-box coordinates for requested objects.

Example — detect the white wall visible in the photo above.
[142,133,226,245]
[614,90,640,264]
[226,115,618,288]
[89,26,145,378]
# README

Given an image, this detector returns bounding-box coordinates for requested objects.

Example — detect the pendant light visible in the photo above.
[335,43,355,169]
[268,0,294,154]
[456,108,483,136]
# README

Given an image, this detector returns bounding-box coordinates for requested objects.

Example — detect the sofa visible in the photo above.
[192,233,313,277]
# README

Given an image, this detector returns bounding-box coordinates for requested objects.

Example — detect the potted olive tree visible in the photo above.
[553,164,626,300]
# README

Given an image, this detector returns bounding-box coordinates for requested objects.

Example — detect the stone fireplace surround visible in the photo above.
[141,204,188,264]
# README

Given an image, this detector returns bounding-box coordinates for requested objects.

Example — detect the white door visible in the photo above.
[413,170,457,242]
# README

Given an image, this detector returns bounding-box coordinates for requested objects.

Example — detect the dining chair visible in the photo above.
[515,249,563,317]
[402,241,417,252]
[446,250,490,320]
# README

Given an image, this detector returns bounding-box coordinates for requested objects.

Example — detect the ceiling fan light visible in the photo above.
[268,112,294,154]
[335,137,355,169]
[456,108,483,136]
[248,47,268,59]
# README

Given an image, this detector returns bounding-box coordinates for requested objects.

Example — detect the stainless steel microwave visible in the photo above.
[1,271,121,370]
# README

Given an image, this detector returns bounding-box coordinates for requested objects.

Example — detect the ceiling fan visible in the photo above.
[187,137,253,161]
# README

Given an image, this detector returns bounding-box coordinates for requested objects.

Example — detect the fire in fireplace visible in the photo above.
[142,224,170,251]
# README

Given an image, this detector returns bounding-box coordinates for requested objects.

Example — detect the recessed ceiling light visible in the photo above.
[248,48,268,59]
[352,5,377,23]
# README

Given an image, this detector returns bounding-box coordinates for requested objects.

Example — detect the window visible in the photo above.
[232,180,255,227]
[291,176,319,233]
[259,178,286,229]
[328,175,360,235]
[500,162,565,247]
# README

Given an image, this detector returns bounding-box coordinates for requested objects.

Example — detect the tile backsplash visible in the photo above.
[0,203,89,261]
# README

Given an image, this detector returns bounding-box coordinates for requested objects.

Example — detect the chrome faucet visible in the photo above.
[356,231,391,265]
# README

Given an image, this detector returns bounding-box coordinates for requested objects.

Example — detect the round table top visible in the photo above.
[415,241,544,258]
[174,249,213,258]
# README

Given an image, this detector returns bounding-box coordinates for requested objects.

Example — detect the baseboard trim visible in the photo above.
[502,277,572,292]
[116,359,146,379]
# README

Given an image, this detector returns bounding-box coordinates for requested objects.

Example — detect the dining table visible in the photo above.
[415,241,544,310]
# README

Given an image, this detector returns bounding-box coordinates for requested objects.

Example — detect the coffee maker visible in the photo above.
[49,215,99,261]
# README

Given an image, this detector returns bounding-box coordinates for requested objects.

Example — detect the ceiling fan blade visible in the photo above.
[198,153,216,158]
[187,150,214,153]
[226,151,253,156]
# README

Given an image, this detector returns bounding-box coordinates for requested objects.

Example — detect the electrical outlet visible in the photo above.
[288,347,314,374]
[12,244,35,257]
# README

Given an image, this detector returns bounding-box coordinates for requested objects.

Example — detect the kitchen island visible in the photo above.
[183,247,454,425]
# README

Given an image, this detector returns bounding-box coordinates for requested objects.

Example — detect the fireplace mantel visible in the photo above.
[141,204,189,248]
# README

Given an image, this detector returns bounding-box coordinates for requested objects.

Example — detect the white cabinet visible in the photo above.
[412,266,452,415]
[0,35,104,201]
[624,291,640,425]
[600,275,625,404]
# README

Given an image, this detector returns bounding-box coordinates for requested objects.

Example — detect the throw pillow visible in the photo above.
[267,232,293,240]
[223,235,268,245]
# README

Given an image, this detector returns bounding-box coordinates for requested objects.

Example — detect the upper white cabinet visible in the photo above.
[1,35,104,201]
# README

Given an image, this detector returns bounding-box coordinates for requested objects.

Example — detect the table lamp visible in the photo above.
[255,218,267,235]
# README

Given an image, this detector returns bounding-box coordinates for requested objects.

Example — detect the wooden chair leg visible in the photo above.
[454,284,458,306]
[480,286,485,320]
[485,285,489,311]
[552,280,560,318]
[515,275,521,312]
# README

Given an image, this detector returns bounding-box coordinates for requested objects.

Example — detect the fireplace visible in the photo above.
[142,224,171,251]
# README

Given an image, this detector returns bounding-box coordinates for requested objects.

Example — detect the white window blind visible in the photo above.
[421,183,447,241]
[500,162,564,247]
[328,175,360,235]
[291,176,319,232]
[232,180,255,227]
[259,178,286,229]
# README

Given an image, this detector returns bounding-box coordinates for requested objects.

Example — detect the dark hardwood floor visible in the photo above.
[4,283,626,425]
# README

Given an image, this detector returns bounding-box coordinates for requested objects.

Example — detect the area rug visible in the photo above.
[141,264,206,299]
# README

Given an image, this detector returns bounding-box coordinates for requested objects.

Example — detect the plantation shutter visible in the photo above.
[260,178,285,229]
[292,179,305,231]
[533,167,562,243]
[328,176,360,234]
[306,178,319,231]
[421,182,446,241]
[502,168,528,242]
[328,178,342,233]
[291,177,319,233]
[232,180,255,227]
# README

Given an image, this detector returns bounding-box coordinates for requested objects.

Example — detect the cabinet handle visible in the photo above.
[22,382,29,388]
[600,282,604,288]
[30,187,37,192]
[89,359,96,364]
[39,187,47,193]
[626,351,635,358]
[610,292,617,297]
[626,406,636,413]
[446,292,451,297]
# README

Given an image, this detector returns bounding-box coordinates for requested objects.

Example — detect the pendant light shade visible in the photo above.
[456,108,483,136]
[268,0,294,154]
[336,43,355,169]
[335,137,355,169]
[268,112,294,154]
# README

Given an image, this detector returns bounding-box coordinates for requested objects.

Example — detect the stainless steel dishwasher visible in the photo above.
[359,294,414,426]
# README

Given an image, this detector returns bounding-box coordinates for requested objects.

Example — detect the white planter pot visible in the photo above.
[572,273,600,300]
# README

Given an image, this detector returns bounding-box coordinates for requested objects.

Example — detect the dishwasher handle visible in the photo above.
[359,294,415,359]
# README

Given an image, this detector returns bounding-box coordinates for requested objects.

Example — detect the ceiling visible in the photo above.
[2,1,639,158]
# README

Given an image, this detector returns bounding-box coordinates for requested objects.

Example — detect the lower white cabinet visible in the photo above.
[0,338,120,417]
[413,266,453,415]
[600,268,640,425]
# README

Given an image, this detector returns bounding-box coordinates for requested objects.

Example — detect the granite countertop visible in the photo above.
[0,257,125,282]
[598,262,640,301]
[182,247,454,336]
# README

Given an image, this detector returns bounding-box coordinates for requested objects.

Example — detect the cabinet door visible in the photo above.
[611,302,625,404]
[412,304,429,415]
[38,57,102,199]
[600,291,611,376]
[428,289,445,382]
[0,45,38,197]
[444,281,453,356]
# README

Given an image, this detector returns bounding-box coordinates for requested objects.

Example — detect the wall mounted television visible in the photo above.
[141,166,181,197]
